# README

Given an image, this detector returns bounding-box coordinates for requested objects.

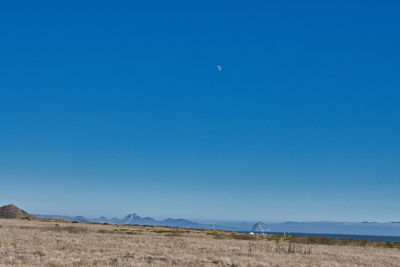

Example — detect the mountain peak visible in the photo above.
[124,213,139,219]
[252,222,270,232]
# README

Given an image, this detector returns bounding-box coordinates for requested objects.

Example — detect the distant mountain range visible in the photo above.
[33,212,400,236]
[33,213,234,230]
[3,203,399,236]
[33,211,268,232]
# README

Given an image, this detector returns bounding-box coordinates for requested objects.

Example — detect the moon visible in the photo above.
[216,65,222,72]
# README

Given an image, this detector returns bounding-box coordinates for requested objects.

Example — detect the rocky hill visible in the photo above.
[252,222,270,232]
[0,204,32,219]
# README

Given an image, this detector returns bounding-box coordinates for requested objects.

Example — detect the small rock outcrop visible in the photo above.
[252,222,270,232]
[0,204,32,219]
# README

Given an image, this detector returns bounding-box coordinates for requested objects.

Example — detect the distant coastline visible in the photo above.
[242,231,400,243]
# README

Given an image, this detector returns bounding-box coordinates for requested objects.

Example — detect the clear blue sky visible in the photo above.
[1,1,399,222]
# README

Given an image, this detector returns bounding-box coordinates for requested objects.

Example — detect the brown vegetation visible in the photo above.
[0,218,399,266]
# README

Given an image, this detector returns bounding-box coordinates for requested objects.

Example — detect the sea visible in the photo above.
[243,231,400,243]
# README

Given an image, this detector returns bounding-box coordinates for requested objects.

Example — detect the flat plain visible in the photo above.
[0,218,399,266]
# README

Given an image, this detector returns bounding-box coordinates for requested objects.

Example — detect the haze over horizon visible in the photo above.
[1,1,399,222]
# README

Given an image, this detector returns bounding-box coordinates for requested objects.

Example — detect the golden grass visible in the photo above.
[0,218,399,266]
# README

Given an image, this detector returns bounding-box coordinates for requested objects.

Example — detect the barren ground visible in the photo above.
[0,218,399,266]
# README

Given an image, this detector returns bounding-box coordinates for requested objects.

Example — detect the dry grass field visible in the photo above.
[0,218,399,266]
